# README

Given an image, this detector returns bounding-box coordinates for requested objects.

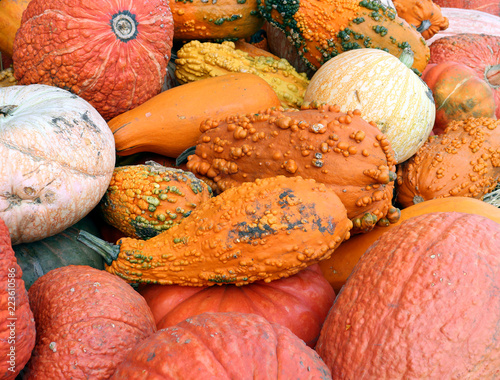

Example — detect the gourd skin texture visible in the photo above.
[393,0,449,39]
[111,312,332,379]
[100,162,212,240]
[258,0,430,74]
[0,0,30,56]
[12,0,174,120]
[315,212,500,379]
[24,265,156,380]
[0,84,116,245]
[304,48,436,164]
[396,117,500,207]
[186,104,400,234]
[0,218,35,380]
[101,176,353,286]
[175,40,310,109]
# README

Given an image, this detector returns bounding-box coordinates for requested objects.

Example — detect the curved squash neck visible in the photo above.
[77,230,119,265]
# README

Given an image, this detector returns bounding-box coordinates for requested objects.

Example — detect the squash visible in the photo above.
[428,33,500,118]
[100,161,213,240]
[170,0,264,40]
[0,0,30,57]
[23,265,156,379]
[315,212,500,379]
[0,84,115,245]
[138,264,334,348]
[258,0,430,74]
[396,117,500,207]
[111,312,332,379]
[12,0,174,120]
[0,67,16,88]
[433,0,500,16]
[422,62,496,134]
[0,218,36,379]
[77,176,353,286]
[318,197,500,292]
[174,40,310,109]
[234,38,278,59]
[186,103,401,234]
[393,0,449,39]
[303,48,435,164]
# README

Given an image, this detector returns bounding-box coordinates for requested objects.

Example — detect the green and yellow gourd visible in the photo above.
[257,0,430,74]
[175,40,310,109]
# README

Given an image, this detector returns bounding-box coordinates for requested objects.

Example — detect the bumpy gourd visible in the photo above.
[175,40,310,109]
[258,0,430,74]
[396,117,500,207]
[186,103,400,234]
[78,176,353,286]
[393,0,449,39]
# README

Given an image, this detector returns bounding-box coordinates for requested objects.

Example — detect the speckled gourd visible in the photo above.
[186,103,401,234]
[175,40,310,109]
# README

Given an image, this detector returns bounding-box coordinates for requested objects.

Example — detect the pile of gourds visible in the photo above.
[1,0,499,378]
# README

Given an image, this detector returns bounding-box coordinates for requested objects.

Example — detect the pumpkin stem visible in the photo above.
[77,230,119,265]
[0,105,18,117]
[485,64,500,88]
[399,47,414,69]
[176,145,197,166]
[416,20,432,34]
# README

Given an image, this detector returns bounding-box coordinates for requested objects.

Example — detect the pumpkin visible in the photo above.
[318,197,500,292]
[108,73,282,159]
[111,312,332,379]
[12,0,174,121]
[100,161,213,240]
[186,103,401,234]
[0,0,30,57]
[393,0,449,39]
[77,176,353,286]
[258,0,430,74]
[0,84,115,245]
[396,117,500,207]
[138,264,334,348]
[304,48,435,164]
[428,33,500,118]
[174,40,310,109]
[315,212,500,378]
[0,218,36,379]
[170,0,264,40]
[13,216,105,290]
[422,62,497,134]
[433,0,500,16]
[23,265,156,379]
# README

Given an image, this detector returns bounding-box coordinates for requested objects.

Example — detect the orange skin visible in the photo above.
[0,0,30,56]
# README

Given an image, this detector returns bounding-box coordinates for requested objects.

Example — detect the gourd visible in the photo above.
[258,0,430,74]
[12,0,174,120]
[393,0,449,39]
[0,67,16,87]
[0,218,36,380]
[100,161,213,240]
[303,48,435,164]
[0,84,115,245]
[318,197,500,292]
[175,40,310,109]
[0,0,30,57]
[428,33,500,118]
[23,265,156,379]
[186,103,401,234]
[138,264,334,347]
[111,312,332,379]
[77,176,353,286]
[396,117,500,207]
[422,62,496,134]
[315,212,500,379]
[170,0,264,40]
[108,73,282,159]
[433,0,500,16]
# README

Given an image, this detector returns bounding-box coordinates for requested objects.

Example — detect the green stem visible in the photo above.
[399,47,415,69]
[417,19,432,34]
[77,230,120,265]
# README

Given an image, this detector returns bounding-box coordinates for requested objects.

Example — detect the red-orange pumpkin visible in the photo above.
[316,212,500,378]
[12,0,174,120]
[138,264,335,347]
[433,0,500,16]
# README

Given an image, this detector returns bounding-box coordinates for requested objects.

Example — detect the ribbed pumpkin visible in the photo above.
[12,0,174,120]
[304,48,435,164]
[138,264,334,348]
[393,0,449,39]
[0,0,30,57]
[111,312,332,379]
[315,212,500,379]
[0,218,36,380]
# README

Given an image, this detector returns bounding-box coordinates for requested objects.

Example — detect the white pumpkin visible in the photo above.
[304,48,435,163]
[0,84,115,244]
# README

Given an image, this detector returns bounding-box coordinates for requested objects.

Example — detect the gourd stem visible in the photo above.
[417,19,432,33]
[0,105,18,117]
[77,230,120,265]
[176,145,197,166]
[399,47,414,69]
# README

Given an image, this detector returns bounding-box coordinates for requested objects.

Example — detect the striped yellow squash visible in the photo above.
[304,48,435,163]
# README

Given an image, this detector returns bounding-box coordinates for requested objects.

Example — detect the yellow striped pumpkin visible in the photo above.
[304,48,435,163]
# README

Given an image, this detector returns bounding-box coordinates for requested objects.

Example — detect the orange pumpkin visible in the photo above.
[0,0,30,57]
[393,0,449,39]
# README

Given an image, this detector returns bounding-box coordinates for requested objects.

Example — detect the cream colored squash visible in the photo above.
[304,48,435,163]
[0,84,115,244]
